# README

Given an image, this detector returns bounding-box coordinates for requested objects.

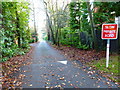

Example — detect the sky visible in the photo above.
[29,0,72,28]
[29,0,47,41]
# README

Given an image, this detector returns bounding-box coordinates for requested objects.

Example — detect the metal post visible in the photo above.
[106,39,110,68]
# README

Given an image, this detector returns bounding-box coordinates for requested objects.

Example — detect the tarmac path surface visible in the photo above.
[18,41,118,88]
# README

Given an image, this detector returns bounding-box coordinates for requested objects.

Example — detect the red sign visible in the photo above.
[102,24,118,39]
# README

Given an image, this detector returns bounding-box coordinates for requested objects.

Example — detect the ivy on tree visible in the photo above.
[0,2,31,62]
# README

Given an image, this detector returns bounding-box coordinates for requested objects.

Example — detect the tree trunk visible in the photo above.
[44,1,56,44]
[33,1,37,42]
[86,2,97,49]
[0,2,2,29]
[15,7,21,48]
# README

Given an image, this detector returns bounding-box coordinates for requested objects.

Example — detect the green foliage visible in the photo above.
[59,2,91,50]
[114,2,120,17]
[93,2,120,51]
[94,2,115,25]
[46,1,119,51]
[59,1,119,51]
[0,2,31,62]
[77,43,89,50]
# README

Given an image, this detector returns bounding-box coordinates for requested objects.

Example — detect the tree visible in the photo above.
[1,2,31,62]
[86,2,97,49]
[43,0,70,45]
[44,0,56,44]
[44,0,120,51]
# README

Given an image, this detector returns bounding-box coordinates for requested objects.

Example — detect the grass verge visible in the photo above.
[87,55,119,84]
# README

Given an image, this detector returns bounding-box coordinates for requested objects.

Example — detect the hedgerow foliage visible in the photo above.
[0,2,31,62]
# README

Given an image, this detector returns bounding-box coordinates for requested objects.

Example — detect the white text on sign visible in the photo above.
[104,30,116,33]
[105,26,115,29]
[105,34,114,37]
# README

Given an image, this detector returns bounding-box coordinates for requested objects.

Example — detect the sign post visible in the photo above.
[106,39,110,68]
[102,24,118,68]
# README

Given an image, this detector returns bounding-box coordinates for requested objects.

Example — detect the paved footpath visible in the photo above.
[16,41,118,88]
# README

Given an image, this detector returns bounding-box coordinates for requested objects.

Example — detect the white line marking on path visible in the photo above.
[57,61,67,65]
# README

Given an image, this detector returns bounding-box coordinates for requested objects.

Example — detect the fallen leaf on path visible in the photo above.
[97,86,100,88]
[59,77,65,80]
[55,85,62,88]
[16,82,22,86]
[76,81,79,83]
[47,80,50,81]
[45,86,49,88]
[70,84,73,86]
[91,77,95,79]
[29,84,32,86]
[52,74,55,76]
[68,81,71,83]
[19,74,26,79]
[106,82,110,85]
[62,83,66,85]
[45,82,50,85]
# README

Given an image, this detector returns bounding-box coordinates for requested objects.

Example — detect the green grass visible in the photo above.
[87,55,119,83]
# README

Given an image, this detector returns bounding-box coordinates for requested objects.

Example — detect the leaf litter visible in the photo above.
[2,46,34,88]
[52,45,120,87]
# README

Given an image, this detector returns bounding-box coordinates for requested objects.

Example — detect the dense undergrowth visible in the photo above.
[0,2,32,62]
